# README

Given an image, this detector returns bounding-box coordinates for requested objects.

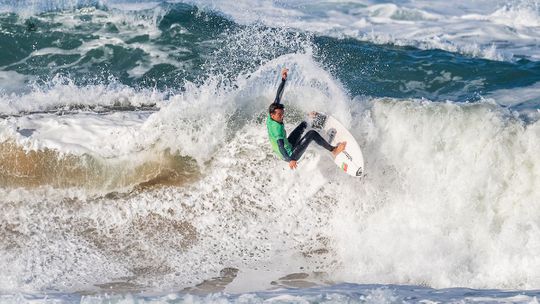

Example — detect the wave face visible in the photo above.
[1,0,540,298]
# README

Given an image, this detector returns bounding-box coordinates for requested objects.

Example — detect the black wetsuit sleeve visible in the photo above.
[277,139,292,161]
[273,78,286,105]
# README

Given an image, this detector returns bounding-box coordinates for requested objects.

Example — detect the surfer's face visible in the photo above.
[271,108,284,123]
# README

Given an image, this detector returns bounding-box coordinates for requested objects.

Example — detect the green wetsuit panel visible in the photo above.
[266,115,292,159]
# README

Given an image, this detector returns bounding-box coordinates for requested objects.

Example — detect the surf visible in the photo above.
[1,0,540,299]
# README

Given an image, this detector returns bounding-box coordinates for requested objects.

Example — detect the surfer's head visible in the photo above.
[269,103,285,123]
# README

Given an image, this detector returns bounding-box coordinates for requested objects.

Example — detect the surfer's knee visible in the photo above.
[305,129,318,139]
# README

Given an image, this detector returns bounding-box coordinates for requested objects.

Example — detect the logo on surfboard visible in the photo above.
[341,162,348,172]
[342,151,353,161]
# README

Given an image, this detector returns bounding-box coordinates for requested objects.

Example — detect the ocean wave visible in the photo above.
[1,1,539,105]
[0,140,199,192]
[1,2,540,294]
[2,0,539,62]
[181,0,540,61]
[2,79,540,292]
[0,76,164,115]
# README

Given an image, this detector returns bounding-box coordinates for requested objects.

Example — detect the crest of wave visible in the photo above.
[490,0,540,28]
[332,98,540,288]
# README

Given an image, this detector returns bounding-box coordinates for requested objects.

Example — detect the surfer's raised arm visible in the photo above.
[273,68,288,105]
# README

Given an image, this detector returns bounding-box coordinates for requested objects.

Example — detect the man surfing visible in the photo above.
[266,68,346,169]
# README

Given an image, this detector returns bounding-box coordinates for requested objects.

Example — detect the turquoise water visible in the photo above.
[1,3,540,103]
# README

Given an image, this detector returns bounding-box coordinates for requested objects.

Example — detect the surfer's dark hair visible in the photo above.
[268,103,284,114]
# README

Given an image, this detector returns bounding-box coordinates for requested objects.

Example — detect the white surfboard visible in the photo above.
[309,113,365,177]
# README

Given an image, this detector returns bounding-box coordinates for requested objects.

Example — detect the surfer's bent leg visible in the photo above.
[290,130,335,161]
[287,121,307,147]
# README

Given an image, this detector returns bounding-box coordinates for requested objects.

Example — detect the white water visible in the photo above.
[1,53,540,294]
[1,0,539,61]
[180,0,540,61]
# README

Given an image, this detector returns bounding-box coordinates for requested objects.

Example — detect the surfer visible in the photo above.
[266,68,346,169]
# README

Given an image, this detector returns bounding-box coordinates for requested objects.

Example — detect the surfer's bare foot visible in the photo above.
[332,142,347,158]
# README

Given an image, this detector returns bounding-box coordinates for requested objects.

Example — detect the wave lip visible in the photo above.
[0,109,201,192]
[0,141,200,192]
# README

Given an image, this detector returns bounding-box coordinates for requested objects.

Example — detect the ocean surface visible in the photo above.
[1,0,540,303]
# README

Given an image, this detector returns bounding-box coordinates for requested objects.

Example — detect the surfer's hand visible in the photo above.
[289,160,297,169]
[281,68,288,80]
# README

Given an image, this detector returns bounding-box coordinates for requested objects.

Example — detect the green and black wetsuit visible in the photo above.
[266,77,335,162]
